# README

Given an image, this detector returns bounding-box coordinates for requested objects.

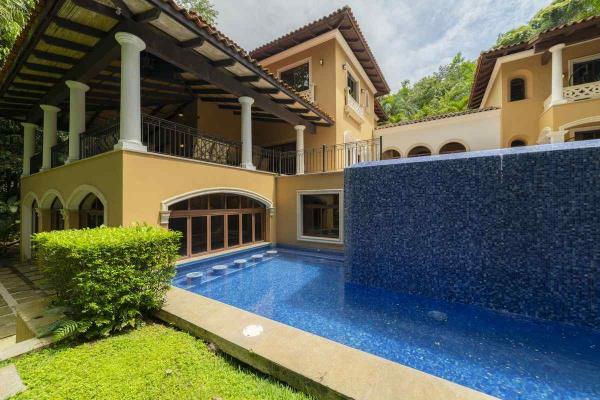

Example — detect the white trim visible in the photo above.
[260,29,377,94]
[296,189,344,245]
[161,187,274,212]
[39,189,65,209]
[376,109,501,133]
[479,49,535,109]
[560,115,600,131]
[65,184,109,227]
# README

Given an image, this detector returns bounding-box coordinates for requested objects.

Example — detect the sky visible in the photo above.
[212,0,549,93]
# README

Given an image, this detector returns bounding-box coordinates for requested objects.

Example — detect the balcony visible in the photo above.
[29,115,382,176]
[544,81,600,109]
[297,83,315,103]
[344,89,365,124]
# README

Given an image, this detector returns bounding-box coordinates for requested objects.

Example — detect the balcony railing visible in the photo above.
[28,114,382,176]
[297,83,315,103]
[344,89,365,123]
[563,81,600,102]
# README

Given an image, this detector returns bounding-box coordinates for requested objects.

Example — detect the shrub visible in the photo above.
[32,224,181,340]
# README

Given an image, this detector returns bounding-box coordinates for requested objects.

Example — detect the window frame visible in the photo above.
[296,189,344,244]
[568,53,600,86]
[509,77,526,102]
[346,68,360,101]
[277,57,312,93]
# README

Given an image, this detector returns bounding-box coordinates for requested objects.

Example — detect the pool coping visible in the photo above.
[157,287,497,400]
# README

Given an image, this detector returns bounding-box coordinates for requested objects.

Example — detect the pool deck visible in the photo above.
[157,287,496,400]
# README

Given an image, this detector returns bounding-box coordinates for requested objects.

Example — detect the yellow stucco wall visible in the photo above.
[275,172,344,251]
[483,39,600,146]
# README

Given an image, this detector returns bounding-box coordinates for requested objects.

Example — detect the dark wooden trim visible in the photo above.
[211,58,236,68]
[16,73,60,84]
[236,75,260,83]
[73,0,120,19]
[134,7,161,23]
[11,82,51,92]
[199,97,238,103]
[254,87,280,94]
[32,50,80,65]
[287,107,309,113]
[272,98,296,105]
[178,37,205,48]
[192,88,228,95]
[0,97,35,105]
[299,115,322,121]
[109,0,133,18]
[184,79,210,86]
[41,35,93,53]
[6,90,43,99]
[24,62,69,75]
[54,17,107,38]
[253,117,285,123]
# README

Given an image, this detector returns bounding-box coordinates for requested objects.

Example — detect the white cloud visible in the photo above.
[212,0,548,92]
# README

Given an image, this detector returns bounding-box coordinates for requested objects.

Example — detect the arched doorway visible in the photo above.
[382,149,401,160]
[439,142,467,154]
[50,197,65,231]
[408,146,432,157]
[22,194,39,260]
[79,193,105,228]
[167,193,266,258]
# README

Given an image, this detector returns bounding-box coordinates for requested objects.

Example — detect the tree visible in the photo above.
[380,54,476,123]
[496,0,600,47]
[176,0,218,25]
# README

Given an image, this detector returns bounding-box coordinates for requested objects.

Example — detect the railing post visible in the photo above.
[379,136,383,160]
[322,144,326,172]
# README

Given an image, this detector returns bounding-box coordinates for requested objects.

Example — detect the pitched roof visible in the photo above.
[249,6,390,96]
[375,107,499,130]
[469,14,600,109]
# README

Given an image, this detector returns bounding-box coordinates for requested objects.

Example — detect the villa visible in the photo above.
[1,2,600,399]
[377,15,600,158]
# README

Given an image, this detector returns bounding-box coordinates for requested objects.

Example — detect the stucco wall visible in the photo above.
[345,140,600,328]
[375,109,501,156]
[275,172,344,251]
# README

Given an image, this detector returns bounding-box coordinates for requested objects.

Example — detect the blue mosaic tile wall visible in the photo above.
[344,140,600,328]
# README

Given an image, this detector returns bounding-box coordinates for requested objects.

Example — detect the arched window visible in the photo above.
[510,78,526,101]
[31,200,39,235]
[408,146,431,157]
[79,194,104,228]
[50,198,64,231]
[510,139,527,147]
[168,193,266,258]
[439,142,467,154]
[382,149,401,160]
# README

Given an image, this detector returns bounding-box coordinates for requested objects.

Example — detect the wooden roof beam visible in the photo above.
[40,35,93,53]
[178,37,205,48]
[54,17,107,38]
[73,0,121,19]
[23,62,69,75]
[32,50,79,65]
[236,75,260,83]
[134,7,161,23]
[212,58,236,68]
[255,87,280,94]
[16,73,60,84]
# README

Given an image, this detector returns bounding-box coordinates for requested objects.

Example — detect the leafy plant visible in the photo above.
[32,224,181,341]
[176,0,218,25]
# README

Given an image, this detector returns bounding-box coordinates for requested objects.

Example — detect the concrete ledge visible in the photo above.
[157,287,495,400]
[0,337,54,362]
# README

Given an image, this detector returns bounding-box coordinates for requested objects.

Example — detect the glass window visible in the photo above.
[242,213,253,244]
[169,217,188,256]
[169,199,188,211]
[254,212,264,241]
[79,193,104,229]
[210,215,225,250]
[190,196,208,210]
[382,149,401,160]
[227,214,240,247]
[408,146,431,157]
[280,62,309,92]
[439,142,466,154]
[510,78,525,101]
[209,194,225,210]
[226,195,240,209]
[50,198,64,231]
[510,139,527,147]
[575,129,600,141]
[347,73,358,100]
[301,194,340,239]
[572,58,600,85]
[191,216,207,254]
[31,200,38,234]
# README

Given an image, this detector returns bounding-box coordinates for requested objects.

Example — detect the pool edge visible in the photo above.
[156,287,497,400]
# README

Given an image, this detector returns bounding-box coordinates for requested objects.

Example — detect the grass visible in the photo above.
[3,323,311,400]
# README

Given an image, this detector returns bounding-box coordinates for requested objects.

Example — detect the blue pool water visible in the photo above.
[174,248,600,400]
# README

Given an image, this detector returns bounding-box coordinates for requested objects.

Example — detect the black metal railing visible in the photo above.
[79,120,120,159]
[51,141,69,167]
[30,152,42,174]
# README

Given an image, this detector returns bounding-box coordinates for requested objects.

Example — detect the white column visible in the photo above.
[547,130,566,144]
[40,104,60,172]
[549,43,566,107]
[238,96,255,170]
[294,125,305,175]
[21,122,38,176]
[114,32,147,152]
[65,80,90,163]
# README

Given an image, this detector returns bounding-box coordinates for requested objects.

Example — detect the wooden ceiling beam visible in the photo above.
[212,58,236,68]
[178,37,205,48]
[6,90,43,99]
[54,17,107,38]
[272,98,295,105]
[134,7,161,23]
[16,73,60,84]
[11,82,50,92]
[254,87,280,94]
[191,88,228,95]
[32,50,80,65]
[23,62,69,75]
[236,75,260,83]
[73,0,120,19]
[40,35,93,53]
[199,97,238,103]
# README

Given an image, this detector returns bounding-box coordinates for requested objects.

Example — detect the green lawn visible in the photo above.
[4,323,311,400]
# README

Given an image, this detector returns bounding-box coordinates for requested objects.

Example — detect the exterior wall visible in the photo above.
[375,110,502,156]
[121,150,277,241]
[345,140,600,329]
[483,38,600,146]
[275,172,344,251]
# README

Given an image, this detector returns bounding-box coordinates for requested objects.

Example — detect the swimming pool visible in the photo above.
[173,247,600,400]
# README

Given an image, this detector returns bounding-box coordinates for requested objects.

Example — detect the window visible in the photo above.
[382,149,401,160]
[79,193,104,228]
[347,73,358,101]
[510,139,527,147]
[572,57,600,85]
[408,146,431,157]
[31,200,38,235]
[439,142,467,154]
[50,197,64,231]
[297,190,343,243]
[280,62,310,92]
[510,78,526,101]
[574,129,600,141]
[168,193,266,258]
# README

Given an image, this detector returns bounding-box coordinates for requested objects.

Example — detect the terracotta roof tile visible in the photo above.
[376,107,499,130]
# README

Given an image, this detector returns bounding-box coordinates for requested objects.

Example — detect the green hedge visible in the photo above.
[33,224,181,340]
